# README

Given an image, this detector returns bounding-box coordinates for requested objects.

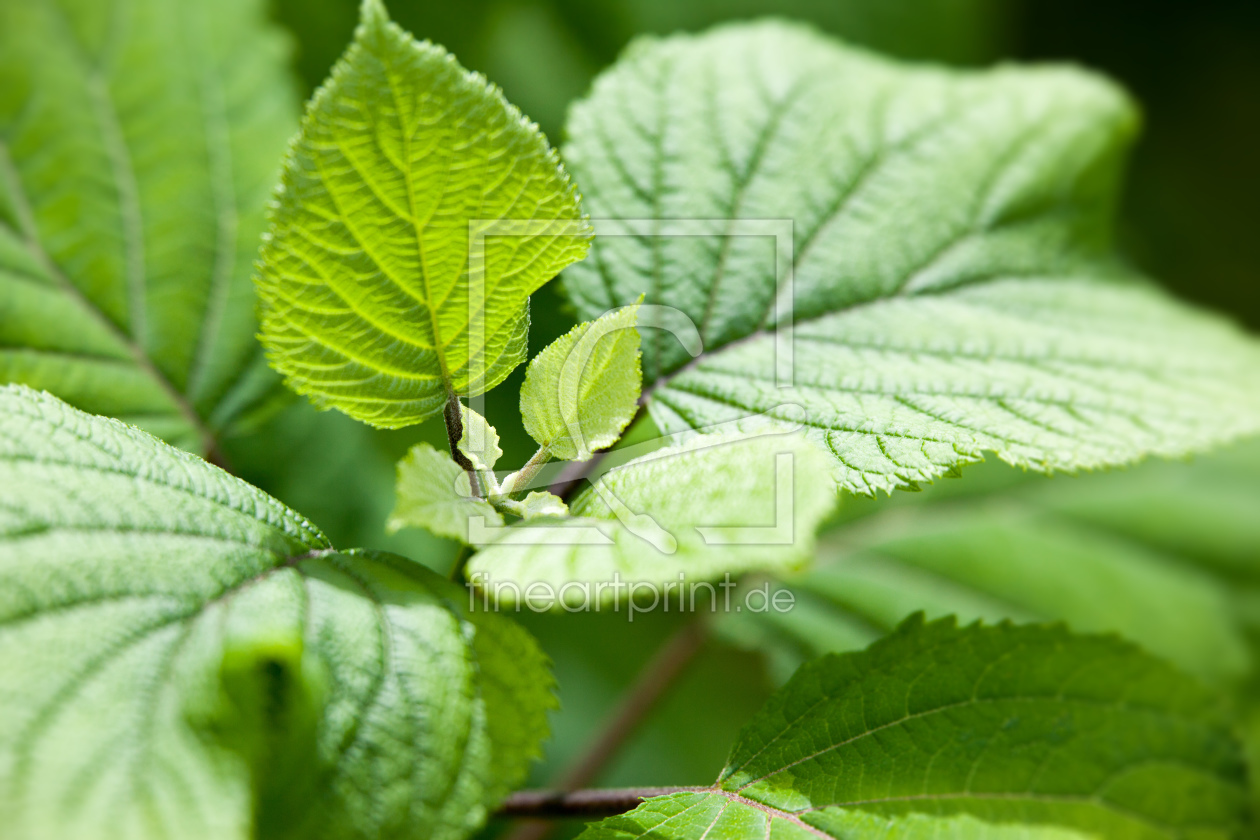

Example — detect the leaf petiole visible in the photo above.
[499,444,553,498]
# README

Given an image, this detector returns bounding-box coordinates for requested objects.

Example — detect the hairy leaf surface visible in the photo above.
[256,0,591,428]
[521,303,643,461]
[717,443,1260,686]
[459,404,503,471]
[0,0,298,455]
[0,386,551,840]
[562,22,1260,494]
[467,433,837,607]
[579,618,1246,840]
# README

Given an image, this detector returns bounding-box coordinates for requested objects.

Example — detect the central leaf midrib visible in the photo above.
[387,58,456,396]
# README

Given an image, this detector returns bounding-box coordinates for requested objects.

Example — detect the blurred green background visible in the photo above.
[218,0,1260,813]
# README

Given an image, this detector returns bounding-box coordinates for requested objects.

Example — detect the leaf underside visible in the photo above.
[562,22,1260,495]
[0,385,552,840]
[256,0,591,428]
[0,0,298,454]
[716,441,1260,687]
[579,617,1246,840]
[467,432,838,606]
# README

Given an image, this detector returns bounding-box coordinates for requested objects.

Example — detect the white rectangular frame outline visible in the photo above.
[463,217,797,548]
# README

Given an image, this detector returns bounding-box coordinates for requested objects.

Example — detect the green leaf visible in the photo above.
[521,302,643,461]
[389,442,504,542]
[0,385,552,840]
[0,0,299,456]
[579,617,1247,840]
[466,432,837,607]
[717,443,1260,686]
[520,490,569,519]
[562,22,1260,495]
[459,404,503,471]
[256,0,591,429]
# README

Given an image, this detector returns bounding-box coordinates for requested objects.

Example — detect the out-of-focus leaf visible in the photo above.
[0,385,554,840]
[390,442,503,543]
[717,441,1260,685]
[0,0,298,455]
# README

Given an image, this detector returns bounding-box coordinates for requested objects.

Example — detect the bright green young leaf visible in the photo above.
[521,303,643,461]
[0,385,552,840]
[256,0,592,428]
[0,0,298,456]
[579,617,1247,840]
[716,443,1260,686]
[459,404,503,471]
[562,22,1260,495]
[390,442,504,543]
[466,433,837,608]
[520,491,569,519]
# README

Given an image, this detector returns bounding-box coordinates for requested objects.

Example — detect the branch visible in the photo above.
[501,620,708,840]
[558,619,708,791]
[497,787,708,819]
[551,449,609,501]
[442,391,479,488]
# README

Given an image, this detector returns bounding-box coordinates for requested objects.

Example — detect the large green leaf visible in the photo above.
[562,22,1260,495]
[0,385,553,840]
[256,0,591,428]
[579,617,1247,840]
[0,0,298,456]
[716,442,1260,687]
[467,432,838,608]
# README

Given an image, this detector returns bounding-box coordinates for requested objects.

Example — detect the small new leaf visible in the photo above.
[521,303,643,462]
[0,385,553,840]
[390,442,504,543]
[579,617,1247,840]
[256,0,591,428]
[467,433,837,607]
[520,491,569,519]
[459,404,503,471]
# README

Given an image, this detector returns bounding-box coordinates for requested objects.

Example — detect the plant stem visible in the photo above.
[501,619,708,837]
[443,391,479,490]
[500,443,552,497]
[497,787,708,819]
[551,449,609,501]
